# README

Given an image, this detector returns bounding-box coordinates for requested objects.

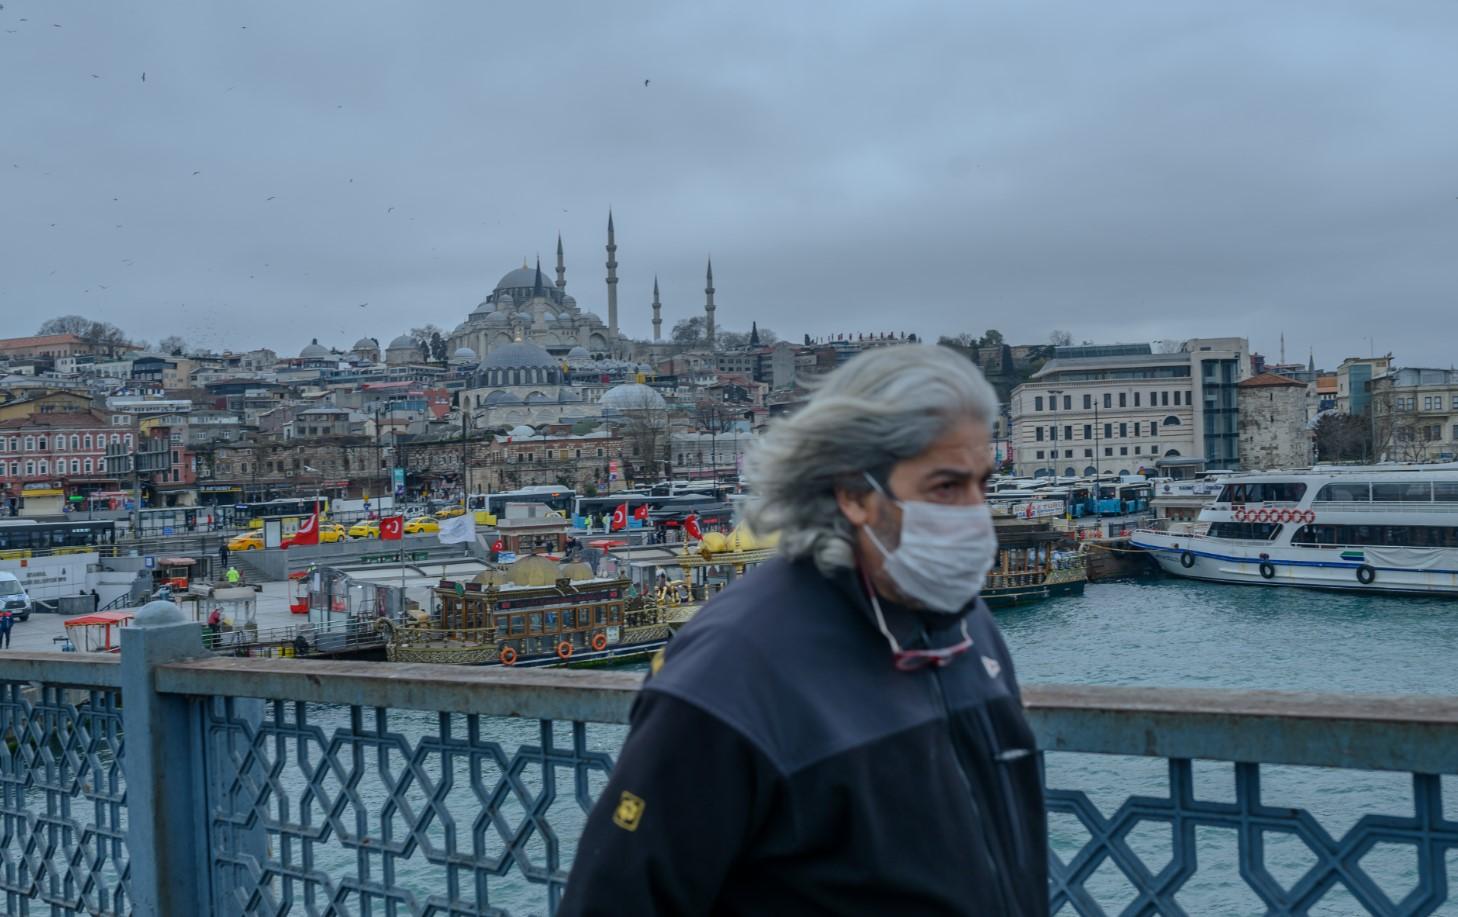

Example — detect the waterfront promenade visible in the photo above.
[1,595,1455,915]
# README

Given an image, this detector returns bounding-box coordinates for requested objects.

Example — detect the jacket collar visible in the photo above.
[821,558,978,651]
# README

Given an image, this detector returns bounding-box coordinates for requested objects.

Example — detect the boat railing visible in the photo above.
[1307,501,1458,515]
[389,622,499,644]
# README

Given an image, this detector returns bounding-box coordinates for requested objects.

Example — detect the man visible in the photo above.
[225,566,241,585]
[562,345,1046,916]
[0,608,11,649]
[218,541,230,570]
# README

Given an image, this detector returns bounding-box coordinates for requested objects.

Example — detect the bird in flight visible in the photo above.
[141,72,146,82]
[192,170,200,175]
[644,79,650,86]
[266,195,275,201]
[386,206,395,213]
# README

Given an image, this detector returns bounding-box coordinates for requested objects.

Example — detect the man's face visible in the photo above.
[836,415,993,604]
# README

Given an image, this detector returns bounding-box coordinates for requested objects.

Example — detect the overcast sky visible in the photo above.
[3,1,1455,367]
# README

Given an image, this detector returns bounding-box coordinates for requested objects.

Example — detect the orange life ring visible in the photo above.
[1233,509,1246,522]
[499,646,517,666]
[591,632,608,652]
[556,641,574,660]
[1303,509,1316,524]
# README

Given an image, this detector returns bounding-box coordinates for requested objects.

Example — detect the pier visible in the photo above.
[1,602,1454,915]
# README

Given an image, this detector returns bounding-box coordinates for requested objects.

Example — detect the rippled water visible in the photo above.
[276,578,1458,914]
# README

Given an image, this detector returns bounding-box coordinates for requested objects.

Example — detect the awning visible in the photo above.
[64,611,136,627]
[157,556,197,566]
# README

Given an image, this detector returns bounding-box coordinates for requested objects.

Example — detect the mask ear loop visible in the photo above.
[857,563,905,655]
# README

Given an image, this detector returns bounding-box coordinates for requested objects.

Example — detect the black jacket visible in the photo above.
[560,556,1047,916]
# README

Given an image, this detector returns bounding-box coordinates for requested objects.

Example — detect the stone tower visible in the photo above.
[651,276,662,341]
[605,211,619,337]
[555,233,566,291]
[704,257,716,349]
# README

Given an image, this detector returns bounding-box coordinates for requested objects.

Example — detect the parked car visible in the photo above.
[404,516,440,534]
[348,521,380,539]
[433,505,465,519]
[0,572,33,621]
[283,523,347,548]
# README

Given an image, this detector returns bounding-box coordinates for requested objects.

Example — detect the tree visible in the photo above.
[1313,412,1372,463]
[671,317,705,345]
[158,335,187,355]
[428,331,448,364]
[611,390,671,481]
[39,315,131,357]
[938,333,978,348]
[1049,330,1073,348]
[979,329,1004,347]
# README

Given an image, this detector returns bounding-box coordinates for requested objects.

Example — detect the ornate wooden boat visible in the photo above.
[983,520,1087,608]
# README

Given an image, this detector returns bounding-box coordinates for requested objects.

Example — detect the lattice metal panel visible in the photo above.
[200,697,618,916]
[0,683,130,917]
[1047,757,1458,916]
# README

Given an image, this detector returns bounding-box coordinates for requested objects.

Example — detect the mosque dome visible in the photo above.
[480,340,558,371]
[582,311,604,324]
[387,335,419,351]
[513,312,533,324]
[351,337,376,352]
[496,293,515,309]
[450,346,477,364]
[600,383,667,412]
[494,266,547,293]
[508,424,537,438]
[562,295,578,309]
[567,345,591,360]
[482,311,511,326]
[300,339,330,359]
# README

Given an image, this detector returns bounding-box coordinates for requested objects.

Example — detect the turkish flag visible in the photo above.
[610,503,628,531]
[492,539,504,552]
[380,516,403,540]
[292,512,320,545]
[684,514,702,540]
[632,503,649,521]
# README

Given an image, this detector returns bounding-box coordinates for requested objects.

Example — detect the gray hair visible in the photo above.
[743,344,999,575]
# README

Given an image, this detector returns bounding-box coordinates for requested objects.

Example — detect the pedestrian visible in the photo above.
[218,541,230,570]
[561,345,1045,916]
[90,589,99,612]
[225,566,241,585]
[0,609,11,649]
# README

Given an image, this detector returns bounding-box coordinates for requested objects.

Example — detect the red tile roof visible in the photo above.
[0,333,86,349]
[1238,372,1306,388]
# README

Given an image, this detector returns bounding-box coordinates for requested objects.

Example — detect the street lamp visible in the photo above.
[1046,389,1063,479]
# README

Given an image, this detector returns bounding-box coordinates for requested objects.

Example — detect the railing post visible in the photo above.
[120,600,210,916]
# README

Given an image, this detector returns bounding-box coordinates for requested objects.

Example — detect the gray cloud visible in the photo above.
[2,0,1455,366]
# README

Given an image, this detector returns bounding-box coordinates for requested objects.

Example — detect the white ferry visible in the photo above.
[1130,464,1458,595]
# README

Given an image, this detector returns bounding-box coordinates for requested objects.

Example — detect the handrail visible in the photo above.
[0,651,122,688]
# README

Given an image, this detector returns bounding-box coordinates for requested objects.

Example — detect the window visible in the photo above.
[1083,449,1093,458]
[1103,393,1112,409]
[24,436,34,451]
[1372,482,1432,502]
[1064,449,1073,458]
[1151,422,1158,438]
[1064,425,1073,441]
[1120,446,1128,456]
[1424,395,1441,411]
[25,461,34,475]
[38,437,47,451]
[70,434,79,450]
[38,460,48,475]
[1161,391,1170,407]
[1163,416,1181,427]
[1063,395,1071,411]
[1134,446,1142,454]
[1435,483,1458,502]
[1133,391,1141,407]
[1034,396,1044,411]
[1220,482,1309,503]
[1208,521,1282,541]
[1119,393,1127,408]
[1035,450,1045,459]
[1119,423,1128,438]
[1083,424,1092,440]
[1452,396,1458,410]
[84,458,92,473]
[83,434,92,449]
[1104,447,1112,457]
[1292,524,1458,549]
[70,459,80,473]
[1104,423,1112,439]
[1083,394,1092,409]
[1133,422,1141,437]
[1035,427,1044,442]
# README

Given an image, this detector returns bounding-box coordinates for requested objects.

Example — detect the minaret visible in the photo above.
[704,257,716,349]
[750,321,760,347]
[605,210,619,337]
[555,233,566,292]
[651,276,662,341]
[532,256,544,299]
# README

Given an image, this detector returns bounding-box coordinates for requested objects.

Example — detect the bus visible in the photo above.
[0,519,118,557]
[465,487,575,525]
[234,498,331,530]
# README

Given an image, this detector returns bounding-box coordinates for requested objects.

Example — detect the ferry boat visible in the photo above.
[983,519,1087,607]
[1130,464,1458,594]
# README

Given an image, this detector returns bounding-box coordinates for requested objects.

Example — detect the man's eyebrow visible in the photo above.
[926,468,974,480]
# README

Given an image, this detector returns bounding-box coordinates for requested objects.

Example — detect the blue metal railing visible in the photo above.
[1,624,1456,915]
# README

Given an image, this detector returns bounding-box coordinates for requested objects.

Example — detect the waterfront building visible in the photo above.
[1236,373,1312,470]
[1010,338,1251,478]
[0,410,126,510]
[1335,354,1393,415]
[1369,367,1458,464]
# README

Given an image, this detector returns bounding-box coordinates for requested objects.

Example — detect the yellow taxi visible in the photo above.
[227,532,264,552]
[404,516,440,534]
[434,506,466,519]
[348,520,380,539]
[319,523,348,543]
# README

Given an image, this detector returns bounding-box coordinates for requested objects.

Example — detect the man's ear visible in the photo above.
[834,484,873,529]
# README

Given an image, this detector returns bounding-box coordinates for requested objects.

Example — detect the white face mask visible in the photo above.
[861,473,999,613]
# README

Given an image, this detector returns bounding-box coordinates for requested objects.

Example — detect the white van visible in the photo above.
[0,572,32,621]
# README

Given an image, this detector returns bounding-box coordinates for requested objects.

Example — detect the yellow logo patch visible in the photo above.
[650,648,666,676]
[612,791,646,832]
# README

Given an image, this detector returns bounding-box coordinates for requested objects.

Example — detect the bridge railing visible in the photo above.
[0,607,1455,915]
